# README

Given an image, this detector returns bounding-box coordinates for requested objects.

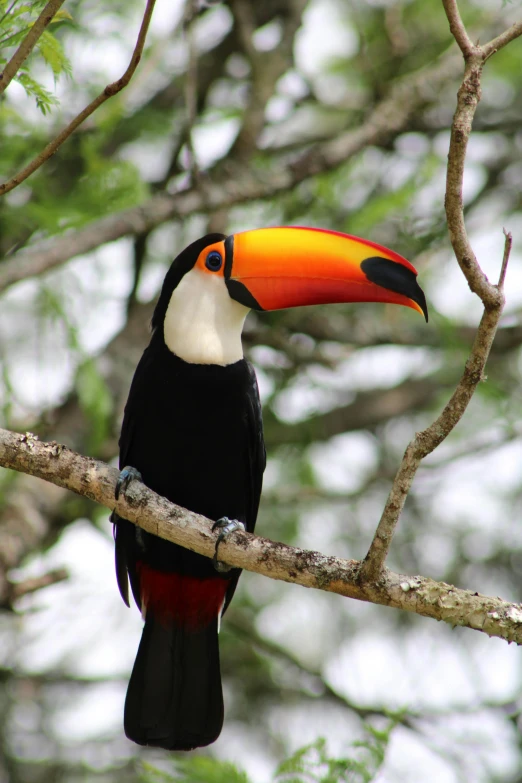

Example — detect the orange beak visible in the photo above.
[224,226,428,321]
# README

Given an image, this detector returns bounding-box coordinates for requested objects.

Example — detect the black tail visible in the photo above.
[124,614,223,750]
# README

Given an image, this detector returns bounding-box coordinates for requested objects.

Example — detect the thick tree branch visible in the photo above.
[0,0,66,96]
[0,50,459,294]
[359,8,520,581]
[1,427,522,644]
[0,0,157,197]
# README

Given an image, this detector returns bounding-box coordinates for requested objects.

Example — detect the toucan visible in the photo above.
[112,226,428,751]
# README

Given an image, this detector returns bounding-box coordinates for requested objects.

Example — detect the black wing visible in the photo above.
[113,352,148,610]
[222,360,266,614]
[245,360,266,534]
[114,351,266,614]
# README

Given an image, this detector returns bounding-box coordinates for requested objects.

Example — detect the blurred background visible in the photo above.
[1,0,522,781]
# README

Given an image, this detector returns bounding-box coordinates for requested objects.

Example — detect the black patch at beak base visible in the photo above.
[224,234,263,310]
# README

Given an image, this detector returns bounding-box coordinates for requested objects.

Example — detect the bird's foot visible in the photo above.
[212,517,245,573]
[115,465,143,500]
[111,466,143,525]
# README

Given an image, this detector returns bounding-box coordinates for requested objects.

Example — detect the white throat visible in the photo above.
[163,267,249,366]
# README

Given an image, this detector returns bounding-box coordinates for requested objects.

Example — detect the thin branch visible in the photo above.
[1,427,522,645]
[441,0,522,61]
[441,0,474,57]
[359,6,519,581]
[0,0,157,197]
[0,50,460,293]
[360,306,505,580]
[444,61,494,302]
[498,229,512,289]
[0,0,66,97]
[482,21,522,60]
[7,567,69,602]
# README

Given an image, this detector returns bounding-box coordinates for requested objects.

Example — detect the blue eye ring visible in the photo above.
[205,251,223,272]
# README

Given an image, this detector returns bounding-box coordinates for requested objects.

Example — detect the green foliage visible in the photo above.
[29,153,148,231]
[0,353,14,426]
[35,283,80,348]
[139,756,250,783]
[275,731,390,783]
[75,358,113,451]
[14,69,59,114]
[37,28,72,78]
[74,135,149,220]
[137,729,392,783]
[32,284,113,448]
[0,0,72,113]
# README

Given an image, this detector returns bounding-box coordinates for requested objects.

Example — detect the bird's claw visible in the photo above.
[114,465,143,500]
[212,517,245,573]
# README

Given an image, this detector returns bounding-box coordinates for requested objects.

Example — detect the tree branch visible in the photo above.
[360,302,507,581]
[359,7,519,581]
[1,427,522,645]
[0,49,460,294]
[225,610,417,728]
[0,0,157,197]
[482,21,522,60]
[0,0,66,96]
[442,0,522,61]
[441,0,473,57]
[227,0,307,162]
[263,377,439,447]
[6,567,68,604]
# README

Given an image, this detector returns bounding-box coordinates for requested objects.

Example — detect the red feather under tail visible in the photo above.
[136,562,229,630]
[124,565,228,750]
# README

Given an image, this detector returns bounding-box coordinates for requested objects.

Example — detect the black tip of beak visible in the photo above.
[361,256,428,323]
[418,290,429,323]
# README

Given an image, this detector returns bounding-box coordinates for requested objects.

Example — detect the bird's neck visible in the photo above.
[163,268,249,366]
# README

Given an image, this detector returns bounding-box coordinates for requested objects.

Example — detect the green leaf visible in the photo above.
[37,29,72,78]
[15,70,59,114]
[0,2,73,112]
[51,8,73,22]
[274,728,394,783]
[139,756,251,783]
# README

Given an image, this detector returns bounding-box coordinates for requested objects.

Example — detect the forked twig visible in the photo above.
[360,2,521,582]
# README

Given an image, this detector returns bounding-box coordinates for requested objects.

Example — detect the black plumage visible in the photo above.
[114,235,266,750]
[113,226,427,751]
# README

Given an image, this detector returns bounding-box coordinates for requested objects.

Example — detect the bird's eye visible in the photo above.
[205,251,223,272]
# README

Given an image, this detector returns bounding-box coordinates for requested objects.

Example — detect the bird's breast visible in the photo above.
[126,347,254,524]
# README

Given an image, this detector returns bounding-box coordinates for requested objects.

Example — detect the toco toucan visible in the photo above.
[112,226,428,751]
